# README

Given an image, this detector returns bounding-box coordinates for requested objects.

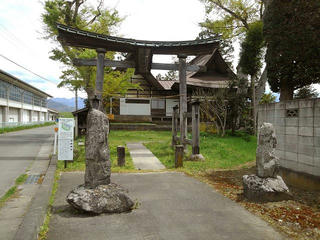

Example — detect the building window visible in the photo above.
[151,99,165,109]
[34,96,41,106]
[9,85,22,102]
[41,98,47,107]
[24,91,33,104]
[0,80,8,99]
[125,99,150,104]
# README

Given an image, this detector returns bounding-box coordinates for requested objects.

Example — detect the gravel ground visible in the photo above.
[200,165,320,240]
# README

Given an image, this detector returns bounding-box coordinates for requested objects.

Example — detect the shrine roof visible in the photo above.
[57,24,220,55]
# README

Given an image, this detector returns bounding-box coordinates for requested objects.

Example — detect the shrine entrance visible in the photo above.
[57,23,220,163]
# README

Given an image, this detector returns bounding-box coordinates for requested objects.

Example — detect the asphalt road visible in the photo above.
[0,126,54,197]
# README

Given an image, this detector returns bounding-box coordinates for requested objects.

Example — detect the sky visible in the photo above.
[0,0,207,99]
[0,0,318,99]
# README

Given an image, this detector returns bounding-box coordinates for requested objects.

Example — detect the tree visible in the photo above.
[264,0,320,101]
[199,0,267,134]
[294,86,319,100]
[42,0,136,108]
[260,93,276,104]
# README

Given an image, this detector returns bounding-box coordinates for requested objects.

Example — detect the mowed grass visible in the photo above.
[60,130,257,173]
[144,131,257,173]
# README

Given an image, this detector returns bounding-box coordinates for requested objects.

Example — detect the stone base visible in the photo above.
[67,183,134,214]
[242,175,292,202]
[188,154,205,161]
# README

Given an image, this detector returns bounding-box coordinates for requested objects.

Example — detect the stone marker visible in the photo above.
[117,146,125,167]
[67,108,134,213]
[243,123,292,202]
[175,145,184,168]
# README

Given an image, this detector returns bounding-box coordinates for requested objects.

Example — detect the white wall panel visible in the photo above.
[23,110,30,122]
[120,98,150,116]
[166,99,179,116]
[0,106,2,122]
[9,108,19,122]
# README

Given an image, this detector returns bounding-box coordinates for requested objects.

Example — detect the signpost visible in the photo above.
[58,118,74,168]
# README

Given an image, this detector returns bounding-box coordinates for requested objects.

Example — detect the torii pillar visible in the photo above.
[178,54,188,150]
[95,48,106,110]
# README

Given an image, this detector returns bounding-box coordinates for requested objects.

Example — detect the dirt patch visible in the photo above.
[201,166,320,239]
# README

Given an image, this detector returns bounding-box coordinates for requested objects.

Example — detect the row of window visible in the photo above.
[0,80,47,107]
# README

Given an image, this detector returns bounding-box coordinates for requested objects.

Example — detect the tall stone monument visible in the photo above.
[243,123,292,202]
[67,99,134,214]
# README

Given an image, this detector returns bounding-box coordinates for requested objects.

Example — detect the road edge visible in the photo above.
[13,154,57,240]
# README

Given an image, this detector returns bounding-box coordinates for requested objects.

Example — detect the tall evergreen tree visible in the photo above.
[264,0,320,101]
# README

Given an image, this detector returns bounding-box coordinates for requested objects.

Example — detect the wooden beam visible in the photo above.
[73,58,206,72]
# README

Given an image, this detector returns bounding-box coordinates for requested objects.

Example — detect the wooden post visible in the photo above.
[117,146,125,167]
[178,54,187,151]
[175,145,184,168]
[172,105,179,147]
[95,48,106,109]
[192,101,200,155]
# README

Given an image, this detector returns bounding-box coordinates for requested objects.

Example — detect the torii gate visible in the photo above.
[57,24,219,152]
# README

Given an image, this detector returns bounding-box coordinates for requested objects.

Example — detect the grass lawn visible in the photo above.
[144,131,257,173]
[60,130,257,174]
[0,122,55,134]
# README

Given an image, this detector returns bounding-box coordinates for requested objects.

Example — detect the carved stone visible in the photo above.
[256,122,280,178]
[85,109,111,188]
[243,175,292,202]
[67,184,134,214]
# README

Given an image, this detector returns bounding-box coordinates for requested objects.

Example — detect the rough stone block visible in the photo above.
[297,162,317,176]
[285,143,298,153]
[275,126,285,135]
[275,102,286,110]
[286,126,298,135]
[298,117,314,127]
[286,101,299,109]
[275,109,286,118]
[285,134,298,144]
[299,99,314,108]
[298,154,314,166]
[299,136,314,145]
[299,127,314,137]
[285,151,298,162]
[314,117,320,127]
[274,118,285,126]
[242,175,292,202]
[298,144,315,157]
[285,118,298,126]
[299,108,314,117]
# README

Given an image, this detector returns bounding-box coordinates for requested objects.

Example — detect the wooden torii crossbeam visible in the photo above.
[57,24,220,153]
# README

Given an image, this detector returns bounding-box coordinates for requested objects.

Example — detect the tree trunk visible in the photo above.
[280,84,294,101]
[251,75,257,135]
[75,88,78,111]
[255,67,268,104]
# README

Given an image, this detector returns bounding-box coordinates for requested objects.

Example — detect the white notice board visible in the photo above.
[58,118,74,161]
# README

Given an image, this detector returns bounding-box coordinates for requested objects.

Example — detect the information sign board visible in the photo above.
[58,118,74,161]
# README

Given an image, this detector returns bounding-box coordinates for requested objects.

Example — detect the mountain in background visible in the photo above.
[48,97,85,112]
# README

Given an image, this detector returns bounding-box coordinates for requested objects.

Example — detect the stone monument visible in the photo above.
[67,100,134,214]
[242,123,292,202]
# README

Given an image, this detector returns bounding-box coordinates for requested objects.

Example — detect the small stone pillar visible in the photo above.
[175,145,184,168]
[117,146,125,167]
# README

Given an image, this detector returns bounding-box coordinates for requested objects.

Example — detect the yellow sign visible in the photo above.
[107,114,114,120]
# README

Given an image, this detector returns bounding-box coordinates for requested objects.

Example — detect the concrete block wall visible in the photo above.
[258,98,320,177]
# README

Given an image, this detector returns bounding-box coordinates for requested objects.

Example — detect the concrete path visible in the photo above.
[0,126,54,240]
[127,142,165,170]
[0,125,54,197]
[47,172,283,240]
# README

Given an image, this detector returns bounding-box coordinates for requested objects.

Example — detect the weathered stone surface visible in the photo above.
[256,122,280,178]
[243,175,292,202]
[67,183,134,214]
[85,109,111,188]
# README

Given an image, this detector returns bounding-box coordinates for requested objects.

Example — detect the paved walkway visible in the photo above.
[127,142,165,170]
[47,172,283,240]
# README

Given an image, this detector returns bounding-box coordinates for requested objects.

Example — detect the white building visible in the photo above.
[0,69,52,127]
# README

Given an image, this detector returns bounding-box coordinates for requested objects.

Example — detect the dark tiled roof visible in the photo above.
[57,24,220,48]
